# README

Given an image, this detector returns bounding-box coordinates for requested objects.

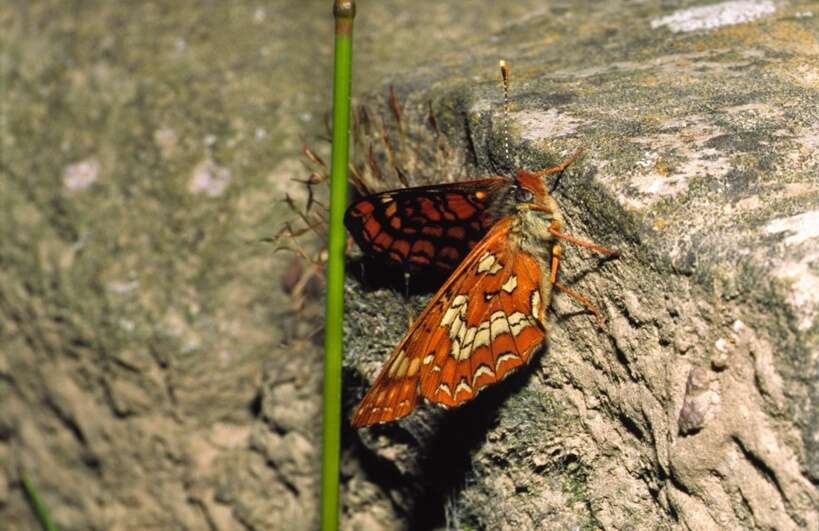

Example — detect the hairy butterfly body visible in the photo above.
[346,151,618,427]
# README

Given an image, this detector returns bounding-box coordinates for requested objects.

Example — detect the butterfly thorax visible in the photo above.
[511,199,562,261]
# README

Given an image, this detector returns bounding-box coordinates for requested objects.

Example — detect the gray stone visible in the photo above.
[2,1,816,530]
[343,2,818,529]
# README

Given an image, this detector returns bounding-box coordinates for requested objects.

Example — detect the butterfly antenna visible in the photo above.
[499,59,510,167]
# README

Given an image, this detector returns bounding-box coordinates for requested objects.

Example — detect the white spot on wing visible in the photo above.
[507,311,532,336]
[454,379,472,398]
[463,326,477,353]
[445,284,540,362]
[501,275,518,293]
[531,290,542,319]
[448,308,465,341]
[489,311,510,339]
[441,294,468,327]
[472,322,491,351]
[394,356,409,378]
[437,383,453,399]
[388,350,406,378]
[451,337,463,360]
[477,252,502,274]
[495,352,519,370]
[472,365,496,386]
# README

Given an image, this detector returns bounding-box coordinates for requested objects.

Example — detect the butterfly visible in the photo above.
[345,149,619,427]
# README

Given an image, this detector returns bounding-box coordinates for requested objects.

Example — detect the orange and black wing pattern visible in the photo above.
[351,218,549,427]
[344,178,507,274]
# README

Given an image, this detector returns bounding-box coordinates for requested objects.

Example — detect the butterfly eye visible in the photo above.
[515,187,534,202]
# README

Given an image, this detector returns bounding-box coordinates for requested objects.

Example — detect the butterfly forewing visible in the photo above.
[351,219,548,427]
[344,178,507,274]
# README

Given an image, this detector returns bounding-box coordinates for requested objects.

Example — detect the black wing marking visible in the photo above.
[344,178,508,274]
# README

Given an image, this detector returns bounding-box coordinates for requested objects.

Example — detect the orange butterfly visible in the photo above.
[345,150,619,427]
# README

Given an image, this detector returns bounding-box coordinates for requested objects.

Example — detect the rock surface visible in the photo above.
[343,1,819,530]
[2,1,817,531]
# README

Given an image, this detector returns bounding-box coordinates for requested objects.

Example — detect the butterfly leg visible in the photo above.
[402,271,417,326]
[554,282,606,328]
[548,227,620,258]
[549,239,608,328]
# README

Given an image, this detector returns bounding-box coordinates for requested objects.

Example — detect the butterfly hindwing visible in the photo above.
[344,178,507,274]
[351,218,548,427]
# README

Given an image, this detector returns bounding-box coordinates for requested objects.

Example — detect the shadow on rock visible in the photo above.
[344,345,547,529]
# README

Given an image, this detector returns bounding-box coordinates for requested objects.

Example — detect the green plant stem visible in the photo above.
[321,2,355,530]
[21,474,58,531]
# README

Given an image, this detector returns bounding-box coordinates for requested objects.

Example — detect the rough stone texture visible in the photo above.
[2,1,817,531]
[1,1,558,530]
[342,1,819,530]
